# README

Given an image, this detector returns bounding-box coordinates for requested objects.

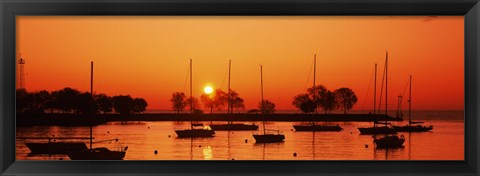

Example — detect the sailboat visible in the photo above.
[175,59,215,138]
[392,75,433,132]
[293,54,343,132]
[67,61,127,160]
[253,65,285,143]
[210,60,259,131]
[21,136,89,154]
[372,52,405,148]
[358,62,397,135]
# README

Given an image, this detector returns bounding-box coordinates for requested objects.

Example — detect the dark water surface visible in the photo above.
[16,111,464,160]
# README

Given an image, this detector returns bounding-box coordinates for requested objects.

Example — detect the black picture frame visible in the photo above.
[1,0,479,175]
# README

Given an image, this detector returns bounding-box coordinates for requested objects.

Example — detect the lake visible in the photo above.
[16,110,464,160]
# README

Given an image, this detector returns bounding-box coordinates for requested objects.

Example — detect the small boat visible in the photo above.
[293,124,343,132]
[174,58,215,138]
[253,130,285,143]
[209,60,259,131]
[358,122,397,135]
[67,147,127,160]
[253,65,285,143]
[393,123,433,132]
[293,54,343,132]
[210,123,259,131]
[392,75,433,132]
[67,62,127,160]
[374,135,405,148]
[21,137,90,154]
[358,54,397,135]
[175,125,215,138]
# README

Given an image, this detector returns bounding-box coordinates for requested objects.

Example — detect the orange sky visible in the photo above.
[16,16,464,111]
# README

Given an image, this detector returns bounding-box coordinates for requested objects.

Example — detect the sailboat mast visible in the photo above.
[228,60,231,115]
[190,58,193,129]
[260,65,265,134]
[90,61,93,150]
[190,59,193,114]
[409,75,412,124]
[313,54,316,115]
[385,52,388,118]
[374,64,376,115]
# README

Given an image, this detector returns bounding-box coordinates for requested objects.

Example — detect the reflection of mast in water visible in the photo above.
[262,143,265,160]
[408,132,412,160]
[190,137,193,160]
[227,132,231,160]
[312,132,315,160]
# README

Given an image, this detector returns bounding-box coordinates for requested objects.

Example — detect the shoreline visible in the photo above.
[17,113,402,126]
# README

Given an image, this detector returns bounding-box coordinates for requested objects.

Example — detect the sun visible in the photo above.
[204,86,213,94]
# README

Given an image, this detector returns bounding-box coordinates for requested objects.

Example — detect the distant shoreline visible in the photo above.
[17,113,403,126]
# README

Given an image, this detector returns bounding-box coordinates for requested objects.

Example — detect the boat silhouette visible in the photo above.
[253,65,285,143]
[209,60,259,131]
[21,137,89,154]
[371,52,405,148]
[392,75,433,132]
[175,58,215,138]
[66,61,127,160]
[293,54,343,132]
[358,60,397,135]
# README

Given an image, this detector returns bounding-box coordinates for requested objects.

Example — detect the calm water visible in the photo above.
[16,111,464,160]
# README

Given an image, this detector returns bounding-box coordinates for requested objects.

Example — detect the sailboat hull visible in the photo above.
[253,134,285,143]
[210,124,259,131]
[392,125,433,132]
[67,148,126,160]
[358,126,397,135]
[293,125,343,132]
[374,135,405,148]
[26,142,88,154]
[175,129,215,138]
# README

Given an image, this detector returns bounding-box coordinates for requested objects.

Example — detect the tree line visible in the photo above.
[170,85,357,115]
[170,88,276,114]
[292,85,358,114]
[16,88,147,115]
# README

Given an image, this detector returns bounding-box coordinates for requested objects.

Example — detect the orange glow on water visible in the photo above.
[16,16,464,111]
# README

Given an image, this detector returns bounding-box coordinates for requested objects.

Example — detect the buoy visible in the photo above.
[148,126,150,129]
[154,150,158,154]
[168,135,171,138]
[231,158,235,160]
[291,129,294,131]
[365,144,368,148]
[350,132,353,134]
[293,152,297,157]
[245,139,248,143]
[199,145,202,147]
[107,131,110,134]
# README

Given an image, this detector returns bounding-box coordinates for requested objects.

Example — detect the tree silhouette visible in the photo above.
[226,90,245,113]
[170,92,187,114]
[307,85,327,113]
[334,87,358,114]
[112,95,134,115]
[76,92,97,115]
[259,100,276,114]
[56,87,81,114]
[213,89,228,112]
[292,93,315,114]
[200,93,215,114]
[322,90,337,114]
[186,96,201,113]
[95,94,113,114]
[16,88,28,114]
[132,98,148,114]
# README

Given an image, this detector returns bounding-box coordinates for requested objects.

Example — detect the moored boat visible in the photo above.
[374,135,405,148]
